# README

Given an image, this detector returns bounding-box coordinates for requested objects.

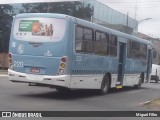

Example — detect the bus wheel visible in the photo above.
[134,75,142,89]
[99,75,109,95]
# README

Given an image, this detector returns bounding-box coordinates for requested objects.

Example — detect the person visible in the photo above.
[44,25,49,36]
[48,24,53,36]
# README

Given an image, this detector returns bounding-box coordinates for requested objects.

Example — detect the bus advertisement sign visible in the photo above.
[19,20,39,32]
[14,18,66,42]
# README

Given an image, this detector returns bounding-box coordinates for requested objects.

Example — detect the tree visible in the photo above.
[0,5,13,52]
[20,1,93,21]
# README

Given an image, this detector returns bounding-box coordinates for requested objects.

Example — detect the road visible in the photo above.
[0,75,160,120]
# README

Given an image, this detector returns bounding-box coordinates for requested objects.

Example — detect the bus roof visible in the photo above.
[72,17,152,45]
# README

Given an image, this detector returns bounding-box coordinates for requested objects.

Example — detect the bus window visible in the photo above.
[139,43,147,60]
[94,31,109,55]
[75,26,94,53]
[132,41,140,59]
[75,26,83,52]
[109,35,117,56]
[127,40,133,58]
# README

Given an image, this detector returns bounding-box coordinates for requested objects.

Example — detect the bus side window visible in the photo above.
[75,26,94,53]
[132,41,140,59]
[139,43,147,60]
[127,40,132,58]
[75,26,83,52]
[109,35,117,56]
[94,31,109,55]
[83,28,94,53]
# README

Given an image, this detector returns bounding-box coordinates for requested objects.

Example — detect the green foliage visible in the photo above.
[20,2,93,21]
[0,5,13,52]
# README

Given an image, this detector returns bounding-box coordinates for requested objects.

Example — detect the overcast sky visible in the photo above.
[99,0,160,38]
[0,0,160,38]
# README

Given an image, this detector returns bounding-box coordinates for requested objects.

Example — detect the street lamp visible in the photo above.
[133,17,152,34]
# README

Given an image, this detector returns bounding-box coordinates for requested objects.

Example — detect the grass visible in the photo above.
[143,98,160,110]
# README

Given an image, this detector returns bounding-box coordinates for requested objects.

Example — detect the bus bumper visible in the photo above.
[8,69,71,88]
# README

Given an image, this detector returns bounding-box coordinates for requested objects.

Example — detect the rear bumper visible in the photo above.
[8,69,71,88]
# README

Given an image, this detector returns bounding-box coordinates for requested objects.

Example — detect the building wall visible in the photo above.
[86,0,138,34]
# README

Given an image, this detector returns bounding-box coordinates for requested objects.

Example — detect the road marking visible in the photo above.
[139,101,150,105]
[127,90,147,94]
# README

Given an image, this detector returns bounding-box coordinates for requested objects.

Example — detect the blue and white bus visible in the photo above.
[8,13,152,94]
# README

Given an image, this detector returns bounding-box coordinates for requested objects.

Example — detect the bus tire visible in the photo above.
[99,75,109,95]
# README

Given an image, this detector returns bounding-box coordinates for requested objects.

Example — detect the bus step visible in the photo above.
[116,85,123,89]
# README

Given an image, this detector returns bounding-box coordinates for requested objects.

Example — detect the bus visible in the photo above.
[8,13,152,94]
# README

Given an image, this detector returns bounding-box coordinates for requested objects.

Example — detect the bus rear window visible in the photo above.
[13,17,66,42]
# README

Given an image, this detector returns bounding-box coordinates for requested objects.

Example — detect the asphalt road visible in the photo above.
[0,75,160,120]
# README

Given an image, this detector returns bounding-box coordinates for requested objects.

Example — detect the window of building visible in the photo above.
[75,26,94,53]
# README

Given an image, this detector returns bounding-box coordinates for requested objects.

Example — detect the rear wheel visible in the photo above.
[99,75,110,95]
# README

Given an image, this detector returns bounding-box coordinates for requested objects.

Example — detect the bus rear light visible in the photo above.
[8,53,13,64]
[60,63,65,68]
[9,59,12,64]
[59,69,64,74]
[8,53,13,69]
[9,53,12,59]
[61,57,67,62]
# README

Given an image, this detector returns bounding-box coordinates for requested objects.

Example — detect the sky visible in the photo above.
[98,0,160,38]
[0,0,160,38]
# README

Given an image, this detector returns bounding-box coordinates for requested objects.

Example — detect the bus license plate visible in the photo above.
[30,68,40,73]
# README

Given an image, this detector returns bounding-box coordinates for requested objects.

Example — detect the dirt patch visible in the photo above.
[143,98,160,110]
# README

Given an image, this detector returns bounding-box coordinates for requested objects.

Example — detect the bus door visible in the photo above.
[146,48,152,82]
[117,42,126,85]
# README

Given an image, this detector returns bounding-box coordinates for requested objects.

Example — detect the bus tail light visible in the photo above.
[60,63,65,68]
[57,56,68,75]
[61,57,67,63]
[8,53,13,69]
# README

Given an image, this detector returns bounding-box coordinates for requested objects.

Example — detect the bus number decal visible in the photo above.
[13,61,24,67]
[76,56,82,61]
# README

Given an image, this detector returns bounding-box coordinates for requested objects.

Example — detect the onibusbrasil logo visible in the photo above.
[2,112,42,118]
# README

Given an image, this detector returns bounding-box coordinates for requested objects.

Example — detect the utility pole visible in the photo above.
[135,0,137,20]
